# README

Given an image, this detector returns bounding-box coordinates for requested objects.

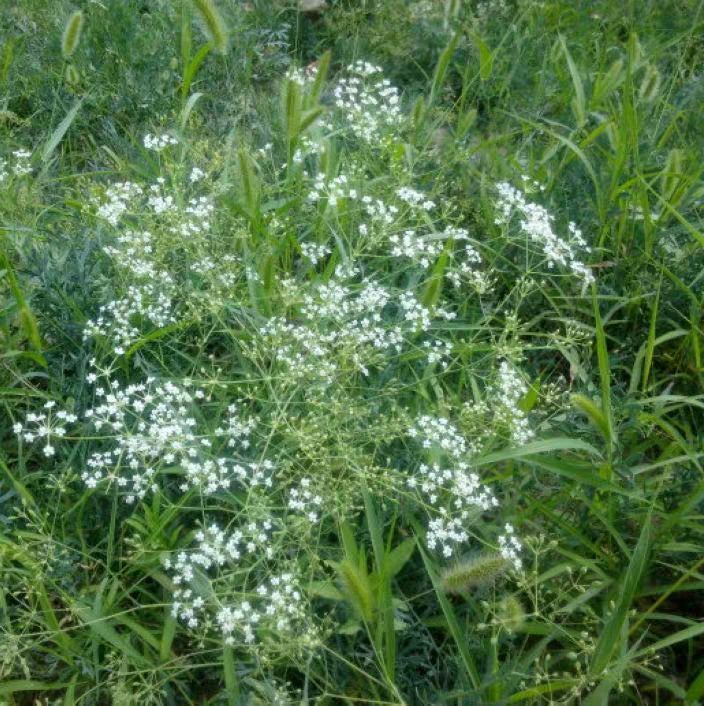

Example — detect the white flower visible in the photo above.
[495,181,594,287]
[143,133,178,152]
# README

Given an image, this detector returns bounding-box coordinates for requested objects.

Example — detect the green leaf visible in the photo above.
[42,99,82,164]
[308,580,345,601]
[589,515,651,676]
[475,437,601,466]
[223,644,240,706]
[0,681,70,696]
[386,539,415,578]
[416,539,481,689]
[559,35,586,126]
[71,601,150,666]
[430,32,460,103]
[592,287,614,453]
[471,31,494,81]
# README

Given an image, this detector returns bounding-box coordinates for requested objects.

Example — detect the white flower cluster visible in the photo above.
[102,230,158,279]
[260,268,406,382]
[189,166,206,183]
[495,181,594,287]
[423,338,453,368]
[292,134,322,165]
[408,460,499,556]
[307,173,356,207]
[181,457,275,495]
[300,242,332,265]
[332,61,402,142]
[214,403,257,448]
[13,401,77,457]
[390,229,444,268]
[80,375,268,503]
[495,360,534,446]
[398,291,433,330]
[96,181,143,225]
[286,64,318,86]
[462,361,534,448]
[288,477,323,523]
[406,424,505,558]
[147,177,176,215]
[498,523,523,570]
[190,254,240,290]
[143,133,178,152]
[361,194,399,226]
[409,415,474,459]
[216,572,307,646]
[2,149,33,177]
[83,277,175,355]
[166,521,275,629]
[88,180,217,353]
[396,187,435,211]
[176,195,214,238]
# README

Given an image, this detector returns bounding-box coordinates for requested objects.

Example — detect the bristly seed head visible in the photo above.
[441,553,509,594]
[61,10,84,60]
[192,0,229,55]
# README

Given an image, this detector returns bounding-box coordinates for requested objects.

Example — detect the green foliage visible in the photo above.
[1,0,703,704]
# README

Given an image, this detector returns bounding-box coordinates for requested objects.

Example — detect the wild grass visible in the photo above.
[1,1,703,704]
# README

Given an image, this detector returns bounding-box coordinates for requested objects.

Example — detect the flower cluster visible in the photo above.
[495,181,594,287]
[495,360,534,446]
[423,338,453,368]
[166,521,274,629]
[13,401,77,458]
[143,133,178,151]
[288,477,323,523]
[409,414,476,459]
[462,361,534,448]
[1,149,33,179]
[390,229,443,268]
[498,523,523,570]
[396,187,435,211]
[96,181,143,225]
[260,267,403,382]
[307,173,356,207]
[286,64,318,86]
[176,195,214,238]
[331,61,402,142]
[83,277,175,355]
[166,522,313,649]
[216,572,308,646]
[406,408,520,557]
[300,242,332,265]
[361,194,399,225]
[80,375,268,503]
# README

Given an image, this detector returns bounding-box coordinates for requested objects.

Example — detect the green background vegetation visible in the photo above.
[1,0,703,704]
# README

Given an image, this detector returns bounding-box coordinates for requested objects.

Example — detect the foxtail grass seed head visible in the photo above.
[192,0,229,55]
[61,10,84,59]
[441,554,510,594]
[638,64,661,103]
[497,596,526,632]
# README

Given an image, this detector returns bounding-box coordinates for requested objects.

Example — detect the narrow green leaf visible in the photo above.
[416,539,481,689]
[590,515,651,675]
[42,100,82,164]
[430,32,459,103]
[475,437,600,466]
[223,645,240,706]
